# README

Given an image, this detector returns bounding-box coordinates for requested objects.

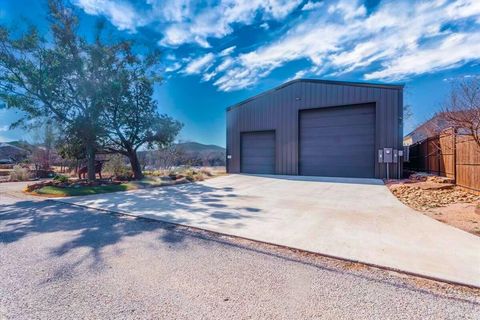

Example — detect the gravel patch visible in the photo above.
[1,196,479,319]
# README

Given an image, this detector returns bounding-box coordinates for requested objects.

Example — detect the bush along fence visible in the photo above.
[405,128,480,193]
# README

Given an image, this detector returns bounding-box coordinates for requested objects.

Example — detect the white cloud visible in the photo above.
[0,125,9,132]
[212,0,480,91]
[158,0,302,47]
[72,0,144,31]
[286,69,308,82]
[180,48,236,80]
[213,1,362,91]
[72,0,480,91]
[327,0,366,20]
[215,57,234,72]
[365,32,480,80]
[302,1,323,11]
[219,46,236,56]
[184,53,215,74]
[165,62,182,72]
[202,72,217,82]
[156,0,193,22]
[259,22,270,30]
[74,0,302,47]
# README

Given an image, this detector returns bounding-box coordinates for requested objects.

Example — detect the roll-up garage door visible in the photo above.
[241,131,275,174]
[299,104,375,178]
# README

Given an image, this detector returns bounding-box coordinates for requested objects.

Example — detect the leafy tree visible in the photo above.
[0,1,182,180]
[95,34,183,179]
[56,133,87,162]
[101,87,183,179]
[0,0,106,180]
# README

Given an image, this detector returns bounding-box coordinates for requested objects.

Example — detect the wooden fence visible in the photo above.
[406,128,480,192]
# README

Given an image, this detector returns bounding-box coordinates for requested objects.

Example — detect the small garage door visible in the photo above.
[241,131,275,174]
[299,104,375,178]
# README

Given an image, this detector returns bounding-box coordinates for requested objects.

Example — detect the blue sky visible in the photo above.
[1,0,480,146]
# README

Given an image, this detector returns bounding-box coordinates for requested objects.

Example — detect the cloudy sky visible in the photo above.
[1,0,479,146]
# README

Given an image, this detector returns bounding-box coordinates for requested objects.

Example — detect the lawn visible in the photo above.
[32,177,188,197]
[35,184,132,196]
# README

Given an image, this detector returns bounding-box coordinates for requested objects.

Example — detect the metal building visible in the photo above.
[226,79,404,179]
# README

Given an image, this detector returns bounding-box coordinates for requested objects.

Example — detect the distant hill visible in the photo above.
[7,140,36,153]
[176,141,225,153]
[1,139,226,167]
[0,142,30,162]
[173,141,225,166]
[138,141,226,168]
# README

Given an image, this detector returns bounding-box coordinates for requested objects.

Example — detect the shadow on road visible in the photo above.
[0,183,262,269]
[1,187,479,306]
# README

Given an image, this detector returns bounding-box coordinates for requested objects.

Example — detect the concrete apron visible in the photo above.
[55,174,480,288]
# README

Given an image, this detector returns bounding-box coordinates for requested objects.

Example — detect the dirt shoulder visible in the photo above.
[387,173,480,236]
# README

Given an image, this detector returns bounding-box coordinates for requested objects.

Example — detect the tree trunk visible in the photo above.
[86,142,96,181]
[127,150,144,180]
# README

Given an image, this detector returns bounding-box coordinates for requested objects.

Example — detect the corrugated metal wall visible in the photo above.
[226,80,404,179]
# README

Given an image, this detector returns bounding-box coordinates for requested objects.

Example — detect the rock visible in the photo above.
[418,183,454,190]
[388,176,480,211]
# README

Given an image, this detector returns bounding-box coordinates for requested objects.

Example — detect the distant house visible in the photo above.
[403,113,451,146]
[403,111,473,146]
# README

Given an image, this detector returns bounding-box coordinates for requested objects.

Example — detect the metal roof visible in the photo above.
[227,78,404,111]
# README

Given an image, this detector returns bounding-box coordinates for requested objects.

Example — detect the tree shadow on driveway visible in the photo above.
[0,183,262,271]
[58,182,263,229]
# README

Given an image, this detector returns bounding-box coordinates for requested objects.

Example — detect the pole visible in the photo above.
[398,156,400,179]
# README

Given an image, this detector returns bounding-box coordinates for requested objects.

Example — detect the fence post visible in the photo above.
[437,136,441,176]
[453,128,457,182]
[425,138,430,173]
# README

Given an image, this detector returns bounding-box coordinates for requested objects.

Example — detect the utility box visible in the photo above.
[383,148,393,163]
[378,149,384,163]
[393,149,398,163]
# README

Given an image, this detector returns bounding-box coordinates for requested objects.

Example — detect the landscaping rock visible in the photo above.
[389,180,479,211]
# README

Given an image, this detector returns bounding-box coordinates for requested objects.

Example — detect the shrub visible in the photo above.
[200,168,214,177]
[53,174,69,183]
[143,169,166,177]
[103,154,132,179]
[182,168,205,182]
[9,165,30,181]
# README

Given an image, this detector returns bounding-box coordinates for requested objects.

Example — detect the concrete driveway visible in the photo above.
[57,174,480,287]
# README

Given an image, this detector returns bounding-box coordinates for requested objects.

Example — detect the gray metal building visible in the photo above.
[226,79,404,179]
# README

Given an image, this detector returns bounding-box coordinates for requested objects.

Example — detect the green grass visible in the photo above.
[32,177,181,197]
[35,184,131,196]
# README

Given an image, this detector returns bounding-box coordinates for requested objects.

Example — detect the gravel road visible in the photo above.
[1,195,479,319]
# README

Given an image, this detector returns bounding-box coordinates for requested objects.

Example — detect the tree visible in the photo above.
[441,77,480,148]
[102,108,183,179]
[0,1,182,180]
[29,120,59,176]
[0,0,107,180]
[98,43,183,179]
[403,104,413,122]
[56,128,89,174]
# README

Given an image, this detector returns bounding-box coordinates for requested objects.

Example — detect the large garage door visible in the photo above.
[299,104,375,178]
[241,131,275,174]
